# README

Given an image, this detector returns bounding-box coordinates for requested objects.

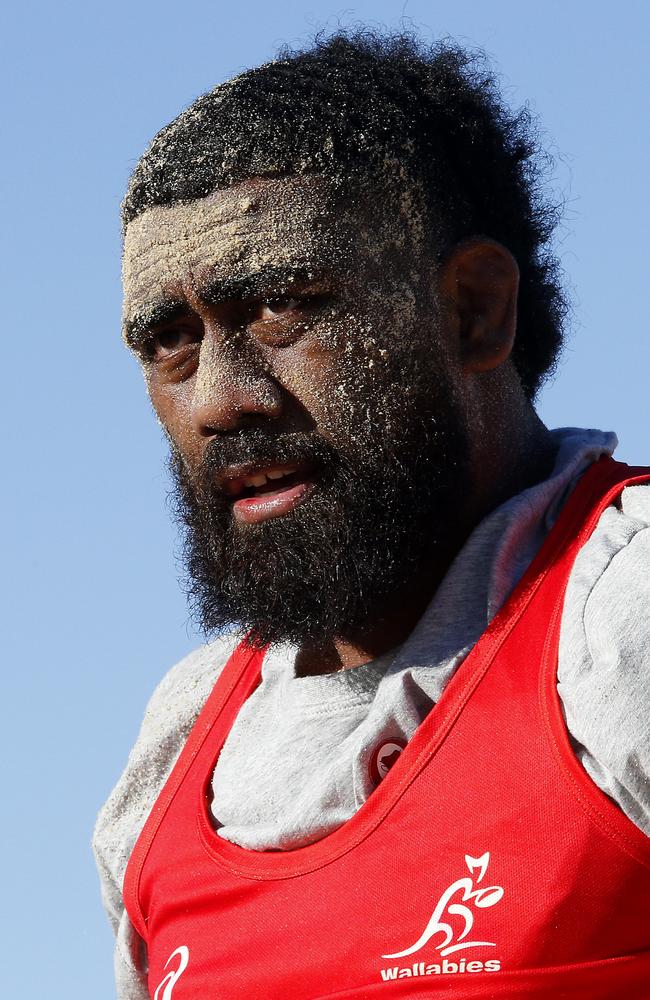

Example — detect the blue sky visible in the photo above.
[2,1,648,996]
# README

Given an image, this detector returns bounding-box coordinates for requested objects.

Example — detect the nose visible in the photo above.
[189,332,283,436]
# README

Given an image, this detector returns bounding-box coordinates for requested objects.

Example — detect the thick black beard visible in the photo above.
[169,386,469,648]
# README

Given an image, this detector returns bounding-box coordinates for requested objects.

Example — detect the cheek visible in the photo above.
[147,377,197,456]
[264,314,367,428]
[272,322,401,443]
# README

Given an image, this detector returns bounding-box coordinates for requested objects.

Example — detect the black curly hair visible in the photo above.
[123,31,566,398]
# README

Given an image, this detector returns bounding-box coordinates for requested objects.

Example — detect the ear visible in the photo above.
[439,239,519,373]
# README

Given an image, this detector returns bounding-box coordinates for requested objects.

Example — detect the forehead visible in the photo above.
[122,175,358,328]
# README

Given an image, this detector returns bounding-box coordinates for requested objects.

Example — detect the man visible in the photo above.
[94,32,650,999]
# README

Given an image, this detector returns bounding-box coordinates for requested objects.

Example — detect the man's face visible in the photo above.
[122,175,470,646]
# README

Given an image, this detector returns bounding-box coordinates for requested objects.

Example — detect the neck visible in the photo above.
[295,406,555,678]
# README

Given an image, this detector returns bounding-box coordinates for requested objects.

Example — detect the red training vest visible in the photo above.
[124,458,650,998]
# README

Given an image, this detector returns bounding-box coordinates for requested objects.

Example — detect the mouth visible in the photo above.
[218,462,317,525]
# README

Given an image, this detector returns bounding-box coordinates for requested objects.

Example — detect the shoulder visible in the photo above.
[558,479,650,831]
[93,633,239,924]
[139,634,238,748]
[561,479,650,656]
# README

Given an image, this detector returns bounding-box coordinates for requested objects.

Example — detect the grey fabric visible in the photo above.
[559,482,650,831]
[93,427,650,998]
[94,640,236,997]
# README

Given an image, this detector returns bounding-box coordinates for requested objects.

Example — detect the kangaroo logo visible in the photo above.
[370,738,407,785]
[153,946,190,1000]
[382,853,504,959]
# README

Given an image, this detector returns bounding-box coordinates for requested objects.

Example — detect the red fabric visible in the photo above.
[124,458,650,998]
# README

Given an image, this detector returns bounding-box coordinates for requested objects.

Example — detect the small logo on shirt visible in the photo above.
[154,946,189,1000]
[369,738,407,785]
[379,853,504,981]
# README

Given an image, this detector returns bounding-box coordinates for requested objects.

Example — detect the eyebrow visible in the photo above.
[196,263,326,305]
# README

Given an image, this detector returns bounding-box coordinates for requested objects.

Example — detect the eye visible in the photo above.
[241,289,329,346]
[255,297,300,321]
[146,326,201,359]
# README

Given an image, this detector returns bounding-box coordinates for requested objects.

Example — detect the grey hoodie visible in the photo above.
[94,428,650,998]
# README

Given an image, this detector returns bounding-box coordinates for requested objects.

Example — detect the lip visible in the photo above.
[232,477,316,525]
[216,461,309,495]
[214,460,317,525]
